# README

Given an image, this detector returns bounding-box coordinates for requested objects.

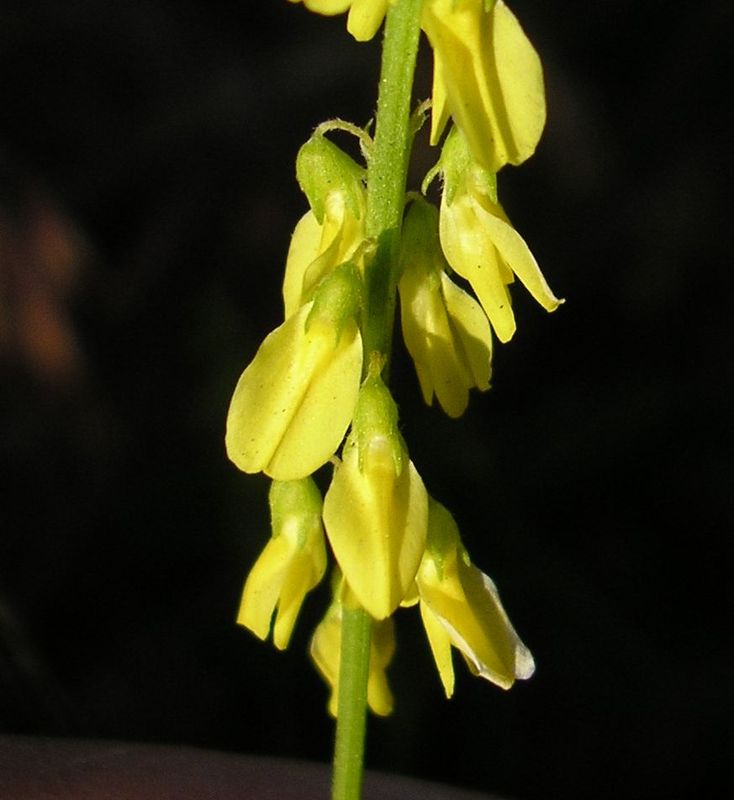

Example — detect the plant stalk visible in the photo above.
[331,2,422,799]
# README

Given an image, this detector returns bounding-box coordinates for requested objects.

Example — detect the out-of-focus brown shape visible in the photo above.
[0,180,87,388]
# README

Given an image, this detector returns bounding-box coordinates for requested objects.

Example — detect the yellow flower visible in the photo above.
[399,197,492,418]
[417,499,535,697]
[237,478,327,650]
[288,0,392,41]
[310,585,396,716]
[283,189,366,319]
[225,266,363,481]
[322,374,428,619]
[438,128,562,343]
[422,0,546,172]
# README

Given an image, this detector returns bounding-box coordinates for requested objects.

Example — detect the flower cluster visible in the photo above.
[226,0,560,713]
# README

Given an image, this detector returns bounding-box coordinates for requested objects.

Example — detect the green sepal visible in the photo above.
[296,133,366,224]
[399,195,442,284]
[351,372,404,476]
[269,478,324,549]
[440,126,497,206]
[306,260,364,341]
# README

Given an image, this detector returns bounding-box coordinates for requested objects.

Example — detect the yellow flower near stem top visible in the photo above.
[439,127,562,344]
[423,0,545,172]
[225,264,363,481]
[417,499,535,697]
[310,580,396,716]
[238,478,327,650]
[288,0,393,41]
[399,196,492,418]
[290,1,544,173]
[322,372,428,620]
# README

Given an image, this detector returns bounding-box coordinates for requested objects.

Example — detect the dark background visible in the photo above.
[1,1,732,798]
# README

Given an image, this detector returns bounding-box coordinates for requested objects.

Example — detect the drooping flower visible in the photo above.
[225,264,363,481]
[417,499,535,697]
[438,126,562,343]
[288,0,393,41]
[310,580,396,716]
[237,478,327,650]
[399,196,492,418]
[322,371,428,620]
[422,0,546,173]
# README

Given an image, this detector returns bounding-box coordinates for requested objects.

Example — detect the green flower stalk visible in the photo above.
[226,2,561,798]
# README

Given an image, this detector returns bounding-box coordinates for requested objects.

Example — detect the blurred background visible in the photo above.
[1,1,732,798]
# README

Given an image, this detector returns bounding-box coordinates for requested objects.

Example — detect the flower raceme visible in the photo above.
[438,127,563,343]
[416,499,535,696]
[399,196,492,418]
[238,478,327,650]
[225,264,363,481]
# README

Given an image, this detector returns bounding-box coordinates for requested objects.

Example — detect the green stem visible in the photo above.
[362,0,423,365]
[332,605,372,800]
[331,3,422,800]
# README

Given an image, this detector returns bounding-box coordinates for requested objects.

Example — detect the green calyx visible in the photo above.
[351,371,405,477]
[306,261,364,340]
[398,195,443,285]
[269,477,324,548]
[440,126,497,206]
[297,133,366,224]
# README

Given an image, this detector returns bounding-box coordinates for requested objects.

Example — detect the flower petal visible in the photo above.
[439,191,516,342]
[347,0,390,41]
[419,600,455,697]
[323,436,428,619]
[473,196,563,314]
[423,0,546,171]
[225,303,362,480]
